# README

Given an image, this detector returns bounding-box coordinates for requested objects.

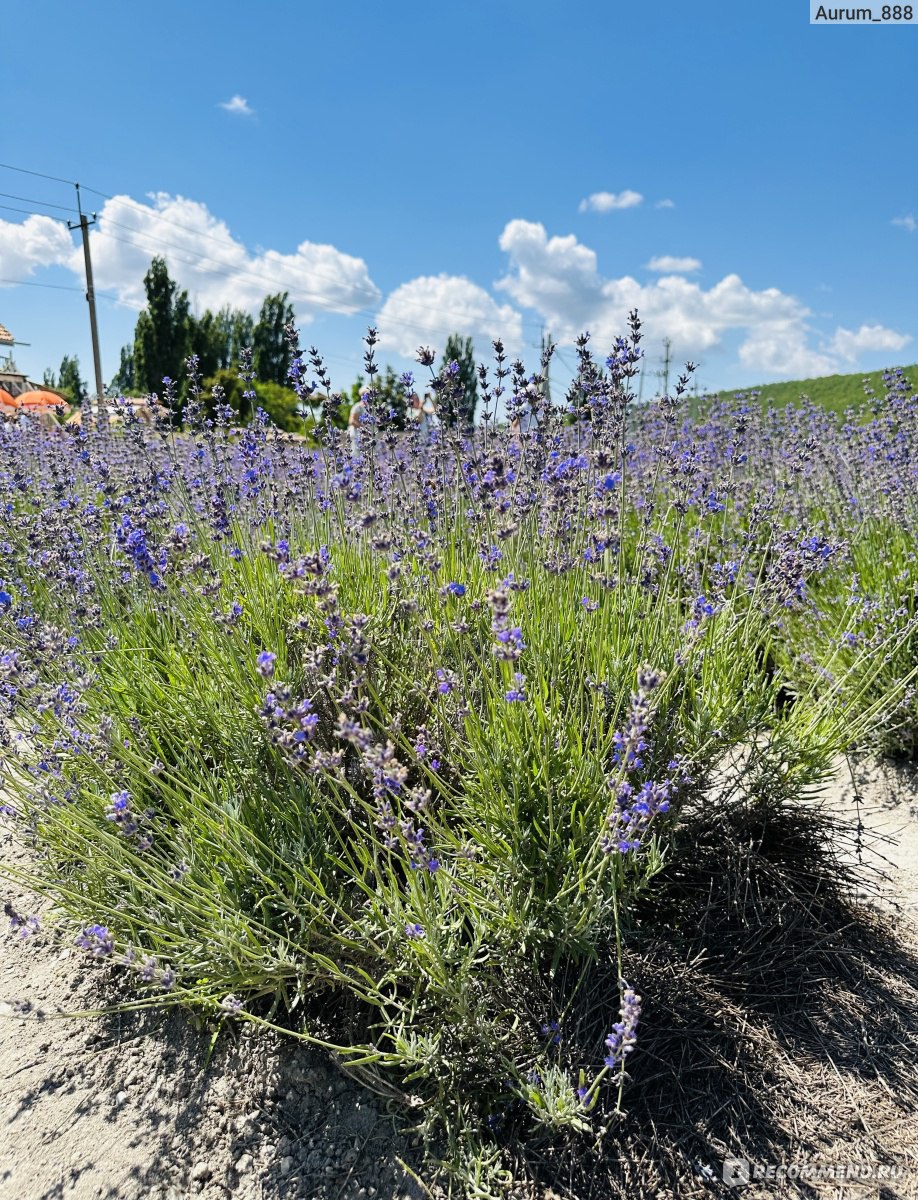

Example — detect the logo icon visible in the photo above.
[723,1158,751,1187]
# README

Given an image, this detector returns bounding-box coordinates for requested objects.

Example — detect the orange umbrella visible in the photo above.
[0,387,17,411]
[17,390,69,410]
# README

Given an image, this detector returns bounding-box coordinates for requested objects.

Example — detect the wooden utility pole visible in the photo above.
[540,327,552,406]
[68,185,104,424]
[658,337,672,398]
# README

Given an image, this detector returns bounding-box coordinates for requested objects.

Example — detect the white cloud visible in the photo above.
[220,95,254,116]
[578,190,643,214]
[496,218,902,378]
[892,214,916,233]
[655,199,675,209]
[830,324,911,363]
[0,213,74,283]
[72,192,379,319]
[375,274,522,359]
[737,323,835,378]
[646,255,701,274]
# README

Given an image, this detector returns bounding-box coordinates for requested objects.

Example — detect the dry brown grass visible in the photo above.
[501,792,918,1199]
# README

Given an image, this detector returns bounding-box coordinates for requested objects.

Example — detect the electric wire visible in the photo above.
[0,161,76,187]
[0,161,581,383]
[0,162,539,348]
[0,191,79,214]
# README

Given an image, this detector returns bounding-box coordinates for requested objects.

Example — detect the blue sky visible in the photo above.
[2,0,916,399]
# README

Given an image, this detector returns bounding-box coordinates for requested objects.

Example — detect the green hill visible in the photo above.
[708,362,917,419]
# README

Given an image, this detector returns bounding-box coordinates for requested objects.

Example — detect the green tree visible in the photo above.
[43,355,86,405]
[111,345,136,395]
[58,355,86,406]
[227,308,255,370]
[252,292,295,386]
[202,368,307,432]
[188,305,254,376]
[438,334,477,428]
[188,309,226,381]
[133,257,192,403]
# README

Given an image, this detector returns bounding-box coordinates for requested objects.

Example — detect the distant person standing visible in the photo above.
[409,392,436,442]
[510,383,540,446]
[348,393,368,452]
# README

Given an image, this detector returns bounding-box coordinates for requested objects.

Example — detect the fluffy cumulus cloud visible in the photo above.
[892,214,916,233]
[220,95,254,116]
[375,274,523,359]
[0,213,74,283]
[646,255,701,274]
[830,324,911,363]
[71,193,380,318]
[578,190,643,214]
[496,219,908,377]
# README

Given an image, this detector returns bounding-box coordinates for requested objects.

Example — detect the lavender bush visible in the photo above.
[0,316,913,1193]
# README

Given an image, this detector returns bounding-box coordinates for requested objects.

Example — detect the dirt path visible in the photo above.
[0,836,432,1200]
[2,756,917,1200]
[818,755,918,936]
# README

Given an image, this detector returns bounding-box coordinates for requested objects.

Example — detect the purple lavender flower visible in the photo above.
[105,791,140,837]
[610,667,664,772]
[541,1019,561,1045]
[505,672,527,702]
[436,669,454,695]
[603,981,641,1073]
[4,903,39,938]
[256,651,277,678]
[494,626,525,662]
[76,924,114,957]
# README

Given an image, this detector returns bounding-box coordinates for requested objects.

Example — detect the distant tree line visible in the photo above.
[100,255,479,433]
[109,257,304,429]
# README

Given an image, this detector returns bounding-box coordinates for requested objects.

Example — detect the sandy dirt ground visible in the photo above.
[1,756,916,1200]
[0,839,433,1200]
[819,756,918,933]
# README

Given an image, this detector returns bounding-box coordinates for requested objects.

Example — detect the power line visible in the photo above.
[1,160,543,344]
[0,161,76,187]
[0,277,83,291]
[42,181,548,338]
[0,277,117,299]
[0,160,557,364]
[0,190,78,214]
[0,202,56,219]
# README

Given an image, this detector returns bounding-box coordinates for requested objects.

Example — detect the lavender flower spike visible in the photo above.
[604,980,641,1074]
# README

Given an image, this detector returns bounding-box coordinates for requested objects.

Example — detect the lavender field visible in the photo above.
[2,320,917,1198]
